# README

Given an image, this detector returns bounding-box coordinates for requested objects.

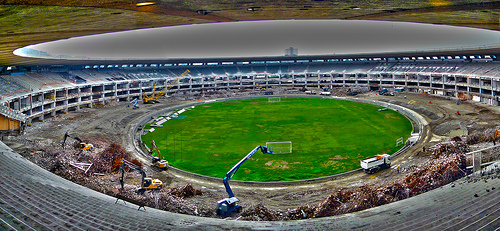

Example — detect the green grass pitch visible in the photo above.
[142,97,412,182]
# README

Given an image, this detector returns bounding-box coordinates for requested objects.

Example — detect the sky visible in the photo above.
[14,19,500,60]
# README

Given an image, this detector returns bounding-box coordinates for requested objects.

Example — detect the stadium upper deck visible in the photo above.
[2,56,500,122]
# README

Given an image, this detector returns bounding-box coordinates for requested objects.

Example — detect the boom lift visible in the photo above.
[142,70,190,104]
[150,139,168,169]
[62,132,94,151]
[216,145,273,216]
[126,98,139,109]
[119,159,162,194]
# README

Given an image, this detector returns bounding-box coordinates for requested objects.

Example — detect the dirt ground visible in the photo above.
[5,89,500,219]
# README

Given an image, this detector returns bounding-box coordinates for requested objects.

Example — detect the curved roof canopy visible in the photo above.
[14,19,500,61]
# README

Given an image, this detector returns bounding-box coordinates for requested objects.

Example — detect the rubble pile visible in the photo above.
[239,204,279,221]
[24,140,143,190]
[99,142,141,173]
[430,136,470,158]
[464,128,500,145]
[431,130,500,164]
[116,184,210,216]
[286,205,315,220]
[402,153,466,196]
[236,151,468,221]
[169,183,203,199]
[18,115,496,221]
[328,87,360,97]
[297,152,467,219]
[23,137,211,217]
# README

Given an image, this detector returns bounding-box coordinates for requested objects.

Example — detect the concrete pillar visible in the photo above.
[77,88,81,111]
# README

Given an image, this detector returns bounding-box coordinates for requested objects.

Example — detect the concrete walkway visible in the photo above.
[1,141,500,230]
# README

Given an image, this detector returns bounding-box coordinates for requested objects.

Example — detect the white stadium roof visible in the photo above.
[13,19,500,61]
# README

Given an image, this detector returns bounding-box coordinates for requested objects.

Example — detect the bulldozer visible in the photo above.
[62,132,94,151]
[150,139,168,169]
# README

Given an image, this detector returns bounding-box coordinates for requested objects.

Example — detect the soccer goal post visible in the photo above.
[396,137,404,146]
[266,141,292,154]
[268,97,281,102]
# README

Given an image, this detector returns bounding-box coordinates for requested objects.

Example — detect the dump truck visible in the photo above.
[360,154,391,174]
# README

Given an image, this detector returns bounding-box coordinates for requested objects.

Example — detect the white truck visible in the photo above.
[360,154,391,174]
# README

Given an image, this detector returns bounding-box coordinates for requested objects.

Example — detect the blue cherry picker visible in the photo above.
[126,98,139,109]
[216,145,273,216]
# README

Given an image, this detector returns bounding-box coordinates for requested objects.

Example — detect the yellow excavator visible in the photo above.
[62,132,94,151]
[150,139,168,169]
[119,159,162,194]
[142,70,190,104]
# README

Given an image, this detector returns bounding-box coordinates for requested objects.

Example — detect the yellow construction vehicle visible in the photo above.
[150,139,168,169]
[119,159,162,194]
[255,83,266,91]
[142,70,190,104]
[62,132,94,151]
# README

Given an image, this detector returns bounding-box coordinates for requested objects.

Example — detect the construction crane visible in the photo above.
[150,139,168,169]
[119,159,162,194]
[142,70,190,104]
[126,98,139,109]
[62,132,94,151]
[216,145,272,216]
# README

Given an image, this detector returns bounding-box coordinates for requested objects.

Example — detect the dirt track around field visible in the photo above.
[5,90,500,219]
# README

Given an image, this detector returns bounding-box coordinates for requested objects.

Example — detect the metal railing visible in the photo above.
[466,144,500,173]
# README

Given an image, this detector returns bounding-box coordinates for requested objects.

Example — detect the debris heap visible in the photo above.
[290,152,467,219]
[116,184,210,217]
[21,130,490,221]
[240,204,279,221]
